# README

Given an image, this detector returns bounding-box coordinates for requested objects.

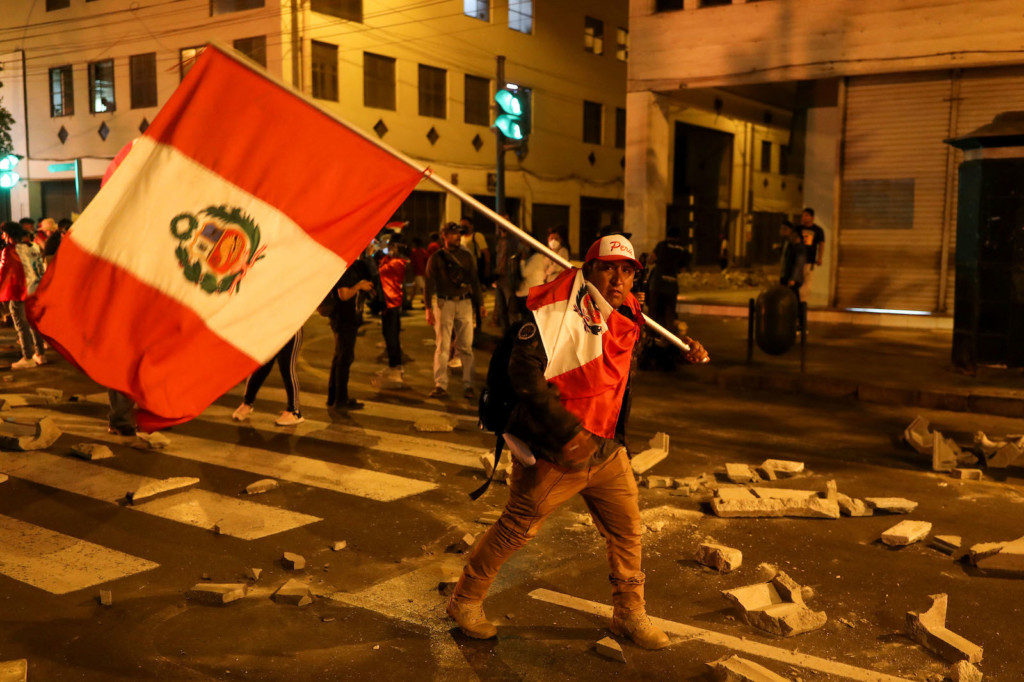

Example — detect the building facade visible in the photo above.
[0,0,629,255]
[627,0,1024,311]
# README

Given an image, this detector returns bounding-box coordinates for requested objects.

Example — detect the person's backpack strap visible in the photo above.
[469,434,503,501]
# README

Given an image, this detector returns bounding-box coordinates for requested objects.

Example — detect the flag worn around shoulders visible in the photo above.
[525,268,643,439]
[27,45,426,430]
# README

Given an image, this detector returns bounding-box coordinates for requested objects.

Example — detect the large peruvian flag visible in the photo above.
[27,45,425,429]
[526,268,642,439]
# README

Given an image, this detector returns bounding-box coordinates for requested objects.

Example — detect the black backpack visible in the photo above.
[471,321,524,500]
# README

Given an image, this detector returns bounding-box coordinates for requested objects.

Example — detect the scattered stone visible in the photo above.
[35,388,63,401]
[881,520,932,547]
[476,511,502,525]
[0,416,60,451]
[973,431,1003,456]
[675,473,714,492]
[272,578,312,606]
[126,476,199,504]
[246,567,262,581]
[630,433,670,475]
[322,616,335,623]
[648,432,669,452]
[438,578,458,597]
[201,573,210,580]
[725,463,760,484]
[837,617,856,628]
[951,468,982,481]
[932,536,962,555]
[135,431,170,449]
[696,543,743,573]
[479,450,512,482]
[644,475,674,489]
[760,459,804,478]
[932,435,959,472]
[949,660,983,682]
[282,552,305,570]
[956,451,979,467]
[864,497,918,514]
[906,594,983,663]
[186,582,247,605]
[749,487,816,501]
[449,533,476,553]
[645,520,667,533]
[904,416,935,455]
[332,541,347,551]
[414,416,455,432]
[70,442,114,461]
[836,493,873,517]
[707,654,791,681]
[722,572,827,637]
[245,478,278,495]
[711,485,840,520]
[0,392,57,408]
[0,659,28,682]
[968,536,1024,575]
[98,590,112,606]
[593,636,626,663]
[754,563,779,581]
[986,441,1022,469]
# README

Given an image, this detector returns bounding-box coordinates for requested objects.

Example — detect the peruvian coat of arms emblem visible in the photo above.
[170,205,265,295]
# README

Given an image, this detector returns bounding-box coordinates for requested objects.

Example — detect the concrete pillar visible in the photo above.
[624,90,671,256]
[802,105,840,309]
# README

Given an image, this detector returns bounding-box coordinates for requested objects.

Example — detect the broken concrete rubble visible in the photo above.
[951,468,982,481]
[437,578,458,597]
[696,543,742,573]
[710,484,839,520]
[707,654,791,682]
[906,593,983,664]
[932,435,959,473]
[864,497,918,514]
[0,474,7,485]
[126,476,199,505]
[904,416,935,455]
[186,583,247,605]
[0,416,60,451]
[247,568,262,581]
[835,493,873,517]
[98,590,112,606]
[0,392,59,408]
[643,475,674,489]
[476,510,502,525]
[721,571,826,637]
[949,660,983,682]
[332,541,347,551]
[0,659,28,682]
[479,450,512,482]
[135,431,170,449]
[245,478,278,495]
[70,443,113,461]
[413,416,455,432]
[986,442,1021,469]
[968,536,1024,576]
[759,459,804,478]
[272,579,312,606]
[449,533,476,553]
[725,463,760,484]
[630,432,669,475]
[282,552,306,570]
[880,520,932,547]
[931,536,962,555]
[593,637,626,663]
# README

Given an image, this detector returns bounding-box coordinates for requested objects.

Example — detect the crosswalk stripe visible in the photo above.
[0,514,158,595]
[53,413,437,502]
[0,451,321,540]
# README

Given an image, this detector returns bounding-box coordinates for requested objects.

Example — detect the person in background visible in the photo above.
[376,236,409,384]
[426,231,442,257]
[326,258,374,412]
[779,221,806,305]
[515,244,547,318]
[35,218,56,249]
[460,218,491,285]
[409,237,429,309]
[43,218,72,265]
[543,226,569,283]
[799,208,825,300]
[0,222,47,369]
[232,331,305,426]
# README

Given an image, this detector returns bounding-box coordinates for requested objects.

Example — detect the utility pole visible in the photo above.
[495,55,506,217]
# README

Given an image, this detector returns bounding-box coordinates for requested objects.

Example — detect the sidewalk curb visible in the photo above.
[693,366,1024,419]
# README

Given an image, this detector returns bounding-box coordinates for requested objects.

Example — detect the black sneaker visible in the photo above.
[429,386,448,399]
[342,399,365,410]
[464,386,476,400]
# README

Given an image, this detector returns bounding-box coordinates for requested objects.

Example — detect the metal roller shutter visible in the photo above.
[837,72,953,311]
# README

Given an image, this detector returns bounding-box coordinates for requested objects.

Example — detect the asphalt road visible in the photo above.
[0,310,1022,681]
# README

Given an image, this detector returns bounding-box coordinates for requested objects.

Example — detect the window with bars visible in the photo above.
[210,0,264,15]
[233,36,267,67]
[616,28,629,61]
[312,41,339,101]
[464,75,490,126]
[364,52,396,111]
[509,0,532,34]
[614,107,626,149]
[129,53,157,109]
[311,0,362,21]
[463,0,488,21]
[88,59,116,114]
[418,64,446,119]
[583,100,603,144]
[584,17,604,55]
[179,46,205,81]
[49,65,74,117]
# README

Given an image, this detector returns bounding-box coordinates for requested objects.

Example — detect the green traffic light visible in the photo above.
[495,114,523,141]
[494,89,523,116]
[0,154,19,189]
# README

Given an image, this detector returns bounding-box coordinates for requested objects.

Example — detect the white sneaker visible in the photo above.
[275,411,304,426]
[31,353,46,366]
[232,403,253,421]
[10,357,36,370]
[448,357,462,369]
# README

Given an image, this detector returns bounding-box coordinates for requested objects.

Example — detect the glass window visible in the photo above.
[312,41,339,101]
[616,28,629,62]
[464,75,490,126]
[418,64,446,119]
[233,36,267,67]
[210,0,264,15]
[129,53,157,109]
[655,0,683,11]
[46,0,70,10]
[584,17,604,55]
[463,0,488,21]
[49,65,74,117]
[583,100,602,144]
[364,52,396,111]
[311,0,362,21]
[701,0,732,6]
[179,46,205,81]
[509,0,532,34]
[88,59,115,114]
[614,107,626,149]
[761,140,772,173]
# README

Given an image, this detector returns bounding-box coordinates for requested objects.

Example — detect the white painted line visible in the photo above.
[0,514,158,595]
[53,414,437,502]
[0,451,320,539]
[529,588,913,682]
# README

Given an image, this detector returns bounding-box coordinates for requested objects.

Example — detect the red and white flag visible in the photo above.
[28,45,425,429]
[526,268,642,439]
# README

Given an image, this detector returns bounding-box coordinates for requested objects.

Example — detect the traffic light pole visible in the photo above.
[495,55,506,217]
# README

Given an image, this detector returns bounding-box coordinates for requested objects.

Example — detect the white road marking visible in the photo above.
[53,414,437,502]
[529,588,913,682]
[0,451,320,540]
[0,514,158,595]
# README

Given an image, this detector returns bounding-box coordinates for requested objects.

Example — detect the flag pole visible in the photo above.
[206,42,692,353]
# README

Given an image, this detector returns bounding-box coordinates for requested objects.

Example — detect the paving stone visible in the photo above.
[644,475,674,489]
[247,568,262,581]
[759,459,804,478]
[951,468,983,481]
[932,435,959,472]
[725,463,760,484]
[648,432,669,453]
[476,511,502,525]
[593,636,626,663]
[972,537,1024,575]
[0,659,28,682]
[282,552,306,570]
[722,572,826,637]
[836,493,873,517]
[645,520,666,533]
[712,490,839,520]
[749,487,816,501]
[904,416,934,455]
[949,660,983,682]
[630,447,668,475]
[70,443,114,461]
[272,578,312,606]
[126,476,199,504]
[186,582,247,605]
[0,393,58,408]
[986,442,1021,469]
[906,593,983,664]
[414,416,455,432]
[452,533,476,553]
[437,578,458,597]
[0,416,60,451]
[696,543,743,573]
[973,431,1002,456]
[245,478,279,495]
[881,520,932,547]
[135,431,170,449]
[864,497,918,514]
[479,451,512,481]
[98,589,112,606]
[707,654,791,681]
[931,535,962,555]
[332,540,347,551]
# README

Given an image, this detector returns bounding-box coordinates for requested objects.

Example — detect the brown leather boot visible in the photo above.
[446,595,498,639]
[610,610,670,650]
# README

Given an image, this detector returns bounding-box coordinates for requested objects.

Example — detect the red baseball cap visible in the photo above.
[584,234,643,269]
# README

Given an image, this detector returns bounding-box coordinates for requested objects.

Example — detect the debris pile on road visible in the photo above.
[70,443,113,461]
[696,542,742,573]
[710,481,840,519]
[0,416,60,451]
[707,654,791,681]
[186,582,247,605]
[593,636,626,663]
[949,660,984,682]
[479,450,512,483]
[448,532,476,553]
[721,571,827,636]
[880,520,932,547]
[903,417,980,470]
[906,593,982,664]
[630,432,669,475]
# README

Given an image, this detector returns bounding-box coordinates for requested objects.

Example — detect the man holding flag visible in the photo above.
[446,234,708,648]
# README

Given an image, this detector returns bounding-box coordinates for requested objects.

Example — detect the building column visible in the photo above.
[624,91,671,256]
